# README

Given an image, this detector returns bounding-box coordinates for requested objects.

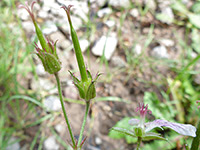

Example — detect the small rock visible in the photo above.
[33,2,41,11]
[74,8,88,22]
[21,21,35,32]
[50,31,71,49]
[105,20,115,27]
[43,21,58,35]
[95,137,102,145]
[6,137,20,150]
[36,64,46,76]
[111,56,126,68]
[134,44,142,55]
[159,7,174,24]
[43,0,56,8]
[43,96,61,111]
[80,39,89,52]
[55,124,65,134]
[64,82,79,99]
[89,0,95,3]
[92,34,118,60]
[152,45,169,58]
[60,40,71,50]
[38,10,48,19]
[97,8,112,18]
[130,8,139,18]
[191,52,197,58]
[71,16,83,30]
[158,0,171,8]
[32,78,57,94]
[109,0,131,8]
[160,39,174,47]
[163,7,174,21]
[96,0,107,7]
[58,16,82,32]
[182,0,189,4]
[144,0,156,11]
[44,136,59,150]
[50,31,65,41]
[17,8,29,20]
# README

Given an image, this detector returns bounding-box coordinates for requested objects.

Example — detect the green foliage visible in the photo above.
[144,92,176,122]
[143,130,193,150]
[171,1,188,14]
[109,117,137,144]
[171,0,200,28]
[191,1,200,14]
[191,28,200,53]
[111,127,136,138]
[187,13,200,29]
[143,132,166,141]
[156,13,174,24]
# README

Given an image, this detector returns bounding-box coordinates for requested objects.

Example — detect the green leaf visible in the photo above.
[187,13,200,28]
[143,131,185,150]
[191,2,200,14]
[111,127,136,138]
[144,92,176,121]
[171,1,188,14]
[7,95,44,108]
[94,96,130,103]
[143,132,166,141]
[156,13,174,24]
[109,117,137,144]
[191,28,200,53]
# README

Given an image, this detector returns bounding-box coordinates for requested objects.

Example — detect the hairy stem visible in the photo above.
[54,73,76,147]
[77,101,90,148]
[136,137,142,150]
[191,120,200,150]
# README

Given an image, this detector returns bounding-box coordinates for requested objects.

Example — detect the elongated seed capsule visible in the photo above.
[33,22,50,53]
[63,5,88,82]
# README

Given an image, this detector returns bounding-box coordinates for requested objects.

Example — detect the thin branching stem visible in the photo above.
[77,101,90,148]
[54,73,76,148]
[191,119,200,150]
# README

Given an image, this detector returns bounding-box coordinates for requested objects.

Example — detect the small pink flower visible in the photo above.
[129,103,196,137]
[197,100,200,109]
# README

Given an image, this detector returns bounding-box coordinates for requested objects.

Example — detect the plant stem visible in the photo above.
[54,73,76,147]
[77,101,90,148]
[136,137,142,150]
[191,119,200,150]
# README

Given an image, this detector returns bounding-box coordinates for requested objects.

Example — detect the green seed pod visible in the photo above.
[69,70,100,101]
[37,52,61,74]
[19,1,61,74]
[62,5,88,82]
[85,81,96,101]
[62,5,101,101]
[34,22,50,53]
